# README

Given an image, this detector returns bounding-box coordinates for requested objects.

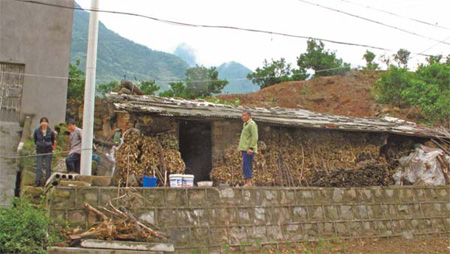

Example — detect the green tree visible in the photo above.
[97,81,119,96]
[362,50,379,70]
[247,58,307,89]
[425,55,443,65]
[297,39,351,77]
[159,82,187,98]
[393,48,411,68]
[374,65,413,107]
[160,66,228,99]
[67,60,86,101]
[374,61,450,125]
[139,80,160,95]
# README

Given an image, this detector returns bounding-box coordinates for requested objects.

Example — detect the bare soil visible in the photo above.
[218,70,423,122]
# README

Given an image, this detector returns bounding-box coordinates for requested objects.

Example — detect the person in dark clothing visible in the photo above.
[66,119,82,174]
[33,117,56,187]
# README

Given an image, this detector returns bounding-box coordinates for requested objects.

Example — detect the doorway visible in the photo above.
[178,120,212,182]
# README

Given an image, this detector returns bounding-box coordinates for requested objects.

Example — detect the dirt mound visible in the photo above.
[218,70,421,121]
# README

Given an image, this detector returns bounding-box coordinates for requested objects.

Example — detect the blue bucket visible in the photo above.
[143,176,158,187]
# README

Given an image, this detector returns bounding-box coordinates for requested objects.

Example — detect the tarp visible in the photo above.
[394,145,450,186]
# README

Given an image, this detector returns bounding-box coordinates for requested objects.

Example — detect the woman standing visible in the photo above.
[33,117,55,187]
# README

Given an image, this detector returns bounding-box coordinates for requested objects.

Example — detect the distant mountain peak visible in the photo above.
[70,4,188,89]
[174,43,197,67]
[217,61,259,94]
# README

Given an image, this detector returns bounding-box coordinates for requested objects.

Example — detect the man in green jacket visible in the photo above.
[238,110,258,187]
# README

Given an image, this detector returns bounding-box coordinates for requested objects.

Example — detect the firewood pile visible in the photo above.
[210,128,391,187]
[64,190,167,245]
[114,131,185,186]
[114,80,144,95]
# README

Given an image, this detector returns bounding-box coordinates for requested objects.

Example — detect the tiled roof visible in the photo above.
[107,93,441,138]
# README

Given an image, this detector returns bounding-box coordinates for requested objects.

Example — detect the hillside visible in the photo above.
[218,70,422,121]
[70,4,189,89]
[218,62,259,94]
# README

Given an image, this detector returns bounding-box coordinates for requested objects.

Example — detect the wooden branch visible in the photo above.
[85,203,108,222]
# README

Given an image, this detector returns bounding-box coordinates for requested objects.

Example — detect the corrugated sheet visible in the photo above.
[107,93,441,138]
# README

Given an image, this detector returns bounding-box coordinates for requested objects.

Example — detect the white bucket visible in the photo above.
[182,174,195,187]
[169,174,183,188]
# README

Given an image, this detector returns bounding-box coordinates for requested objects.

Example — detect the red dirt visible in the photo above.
[218,70,422,122]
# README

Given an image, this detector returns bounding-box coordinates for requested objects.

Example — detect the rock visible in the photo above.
[59,180,91,187]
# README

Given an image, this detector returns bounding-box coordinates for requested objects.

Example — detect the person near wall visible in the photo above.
[33,117,56,187]
[66,119,82,174]
[238,110,258,187]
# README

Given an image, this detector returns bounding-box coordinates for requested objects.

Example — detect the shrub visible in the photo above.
[0,198,63,253]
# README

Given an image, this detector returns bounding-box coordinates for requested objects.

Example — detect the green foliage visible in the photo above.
[393,48,411,67]
[374,65,414,106]
[160,66,228,99]
[297,39,351,77]
[374,61,450,124]
[139,80,160,95]
[362,50,379,70]
[67,60,86,101]
[247,58,306,89]
[97,81,119,97]
[0,198,64,254]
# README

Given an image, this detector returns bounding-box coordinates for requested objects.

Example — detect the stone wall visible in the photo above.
[48,186,450,253]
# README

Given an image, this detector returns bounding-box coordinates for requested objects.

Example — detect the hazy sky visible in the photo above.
[76,0,450,71]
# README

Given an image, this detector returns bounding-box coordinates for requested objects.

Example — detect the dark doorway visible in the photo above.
[179,120,212,182]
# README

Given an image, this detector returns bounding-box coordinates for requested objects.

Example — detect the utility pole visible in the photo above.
[80,0,99,175]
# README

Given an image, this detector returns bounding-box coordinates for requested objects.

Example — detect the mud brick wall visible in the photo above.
[211,120,241,166]
[48,186,450,253]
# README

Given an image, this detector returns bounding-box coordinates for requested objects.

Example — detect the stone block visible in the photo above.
[250,226,267,240]
[340,206,354,220]
[272,207,290,225]
[209,227,228,246]
[166,189,187,207]
[189,189,205,206]
[156,208,178,227]
[169,228,190,247]
[348,222,362,237]
[358,189,372,203]
[21,169,36,187]
[59,180,91,187]
[139,210,156,226]
[311,206,324,220]
[292,206,308,222]
[266,225,283,241]
[68,210,86,228]
[21,186,44,198]
[282,190,296,205]
[332,189,343,203]
[254,207,266,225]
[191,227,209,246]
[206,188,221,205]
[142,189,165,207]
[398,189,414,202]
[238,208,252,225]
[282,224,304,242]
[262,190,278,206]
[344,189,357,202]
[300,190,314,204]
[325,206,339,220]
[303,223,318,237]
[357,205,371,219]
[229,226,248,245]
[397,205,410,217]
[438,189,448,200]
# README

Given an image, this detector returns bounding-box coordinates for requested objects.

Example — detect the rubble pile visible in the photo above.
[114,131,185,186]
[210,128,390,186]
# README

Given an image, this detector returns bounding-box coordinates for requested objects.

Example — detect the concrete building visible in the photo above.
[0,0,74,206]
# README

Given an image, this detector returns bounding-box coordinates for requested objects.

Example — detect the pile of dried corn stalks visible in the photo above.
[210,128,391,187]
[114,131,185,186]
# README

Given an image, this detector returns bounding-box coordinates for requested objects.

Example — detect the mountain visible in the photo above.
[217,62,259,94]
[174,43,197,67]
[70,3,189,89]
